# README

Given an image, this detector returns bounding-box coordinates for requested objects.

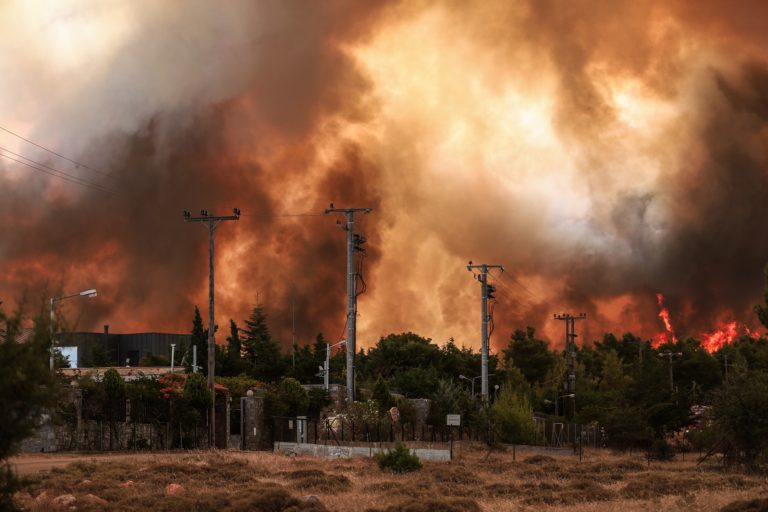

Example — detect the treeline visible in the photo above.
[186,301,768,463]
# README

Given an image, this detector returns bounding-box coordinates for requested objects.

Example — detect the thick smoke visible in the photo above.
[1,0,767,351]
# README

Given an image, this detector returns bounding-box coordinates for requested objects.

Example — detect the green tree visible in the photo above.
[272,377,309,417]
[242,304,285,382]
[427,379,476,427]
[503,327,555,386]
[712,370,768,466]
[190,306,207,375]
[103,368,126,449]
[307,388,332,419]
[223,319,243,376]
[492,382,535,444]
[184,372,212,411]
[0,303,57,504]
[754,263,768,329]
[139,353,171,366]
[372,376,394,413]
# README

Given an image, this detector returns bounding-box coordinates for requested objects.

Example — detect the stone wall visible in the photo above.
[20,384,228,452]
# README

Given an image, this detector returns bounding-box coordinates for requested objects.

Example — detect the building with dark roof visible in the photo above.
[57,326,191,368]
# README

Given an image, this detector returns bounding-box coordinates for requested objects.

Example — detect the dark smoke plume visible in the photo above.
[2,0,768,351]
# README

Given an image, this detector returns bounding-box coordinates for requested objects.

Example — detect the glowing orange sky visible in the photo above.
[2,1,768,351]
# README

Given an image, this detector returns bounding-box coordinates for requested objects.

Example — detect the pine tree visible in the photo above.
[191,306,207,376]
[242,304,285,382]
[224,319,242,375]
[313,333,327,372]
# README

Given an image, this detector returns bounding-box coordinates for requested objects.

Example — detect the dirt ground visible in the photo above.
[10,445,768,511]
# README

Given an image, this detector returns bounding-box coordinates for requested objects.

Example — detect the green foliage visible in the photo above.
[367,333,467,397]
[503,327,556,386]
[221,319,246,377]
[347,399,380,425]
[376,442,422,473]
[307,387,332,419]
[713,370,768,465]
[395,397,418,426]
[139,353,170,367]
[90,343,111,367]
[103,368,126,401]
[191,306,207,375]
[685,425,719,452]
[492,383,534,444]
[243,304,285,382]
[273,377,309,417]
[216,374,260,401]
[0,303,57,499]
[648,438,675,461]
[754,263,768,330]
[428,379,476,427]
[391,366,440,398]
[184,372,212,410]
[372,376,394,413]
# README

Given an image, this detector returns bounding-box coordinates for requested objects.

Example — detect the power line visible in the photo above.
[240,212,325,218]
[0,125,112,179]
[0,148,114,194]
[489,269,544,304]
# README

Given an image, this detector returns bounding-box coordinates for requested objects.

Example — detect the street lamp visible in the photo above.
[319,339,346,391]
[459,374,495,397]
[50,288,97,370]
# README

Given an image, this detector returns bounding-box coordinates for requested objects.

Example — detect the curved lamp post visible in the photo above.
[50,288,97,370]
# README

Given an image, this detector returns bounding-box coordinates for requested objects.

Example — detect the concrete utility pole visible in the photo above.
[658,350,683,393]
[291,288,297,370]
[184,208,240,448]
[554,313,586,417]
[466,263,504,400]
[324,205,372,403]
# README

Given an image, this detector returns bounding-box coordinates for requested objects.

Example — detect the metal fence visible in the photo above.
[272,416,601,448]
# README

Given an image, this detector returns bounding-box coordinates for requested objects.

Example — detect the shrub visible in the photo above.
[277,378,310,417]
[648,438,675,461]
[492,383,534,444]
[376,442,422,473]
[372,376,395,413]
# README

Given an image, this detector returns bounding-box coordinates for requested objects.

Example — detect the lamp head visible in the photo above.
[80,289,97,298]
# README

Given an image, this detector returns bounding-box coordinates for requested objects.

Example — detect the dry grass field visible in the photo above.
[12,445,768,511]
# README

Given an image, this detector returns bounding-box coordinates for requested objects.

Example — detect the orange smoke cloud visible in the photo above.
[1,1,768,352]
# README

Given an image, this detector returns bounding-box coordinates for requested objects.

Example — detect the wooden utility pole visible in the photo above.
[184,208,240,448]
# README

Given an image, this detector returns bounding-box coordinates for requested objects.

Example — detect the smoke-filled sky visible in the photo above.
[2,0,768,351]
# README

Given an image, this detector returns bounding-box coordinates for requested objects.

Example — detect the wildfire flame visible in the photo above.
[652,293,678,348]
[652,293,762,352]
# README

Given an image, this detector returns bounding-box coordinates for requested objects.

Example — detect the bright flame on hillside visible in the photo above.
[652,293,678,348]
[651,293,762,352]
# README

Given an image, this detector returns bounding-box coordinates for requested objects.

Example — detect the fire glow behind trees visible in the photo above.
[1,1,768,350]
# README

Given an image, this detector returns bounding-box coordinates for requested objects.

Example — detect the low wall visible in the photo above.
[273,442,451,461]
